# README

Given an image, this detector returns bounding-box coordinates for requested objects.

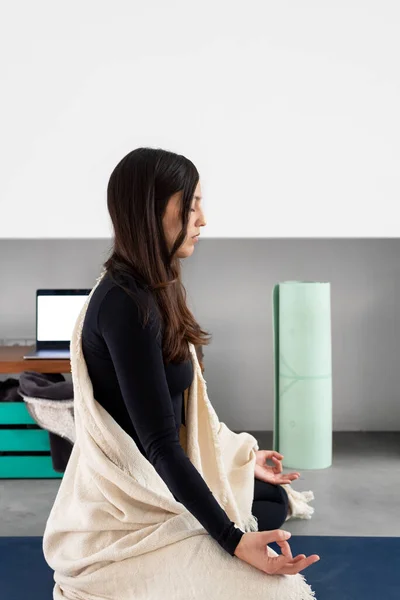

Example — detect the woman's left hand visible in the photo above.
[254,450,300,485]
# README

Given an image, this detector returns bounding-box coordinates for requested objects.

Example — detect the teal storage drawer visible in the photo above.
[0,456,61,478]
[0,403,37,425]
[0,402,63,479]
[0,429,51,451]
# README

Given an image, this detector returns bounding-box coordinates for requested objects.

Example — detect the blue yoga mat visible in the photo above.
[272,281,333,469]
[1,536,399,599]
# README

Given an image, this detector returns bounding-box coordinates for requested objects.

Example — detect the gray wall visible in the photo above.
[1,239,399,431]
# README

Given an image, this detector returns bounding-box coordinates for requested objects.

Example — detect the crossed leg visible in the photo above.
[251,478,290,531]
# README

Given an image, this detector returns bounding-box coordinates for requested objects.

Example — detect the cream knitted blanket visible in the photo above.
[42,270,317,599]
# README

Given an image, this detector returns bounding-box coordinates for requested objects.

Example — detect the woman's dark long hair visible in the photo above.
[102,147,211,366]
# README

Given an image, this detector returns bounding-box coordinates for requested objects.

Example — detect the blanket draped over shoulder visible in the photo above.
[42,269,317,600]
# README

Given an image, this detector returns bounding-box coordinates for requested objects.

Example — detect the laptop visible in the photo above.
[23,287,92,360]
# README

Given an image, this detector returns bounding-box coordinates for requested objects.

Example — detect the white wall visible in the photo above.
[1,1,399,238]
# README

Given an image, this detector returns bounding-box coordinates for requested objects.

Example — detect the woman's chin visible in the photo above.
[177,243,195,259]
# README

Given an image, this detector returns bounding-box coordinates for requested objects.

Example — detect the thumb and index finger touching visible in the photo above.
[263,529,320,568]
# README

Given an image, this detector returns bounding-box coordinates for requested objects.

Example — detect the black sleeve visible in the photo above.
[98,285,245,556]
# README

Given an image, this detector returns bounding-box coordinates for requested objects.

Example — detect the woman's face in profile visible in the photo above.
[162,181,206,258]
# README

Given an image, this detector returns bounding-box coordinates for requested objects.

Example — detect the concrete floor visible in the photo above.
[0,432,399,538]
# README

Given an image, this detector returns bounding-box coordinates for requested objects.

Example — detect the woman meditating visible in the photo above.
[43,147,319,599]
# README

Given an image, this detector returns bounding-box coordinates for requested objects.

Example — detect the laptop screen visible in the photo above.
[36,290,91,347]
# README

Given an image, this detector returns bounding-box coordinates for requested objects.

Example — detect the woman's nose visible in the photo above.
[199,210,207,227]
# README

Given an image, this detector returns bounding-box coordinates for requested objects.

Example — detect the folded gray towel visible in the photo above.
[18,370,73,400]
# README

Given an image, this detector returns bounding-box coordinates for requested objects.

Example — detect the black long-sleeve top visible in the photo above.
[81,270,245,556]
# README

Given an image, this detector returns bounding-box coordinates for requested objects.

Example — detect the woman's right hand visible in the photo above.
[233,530,320,576]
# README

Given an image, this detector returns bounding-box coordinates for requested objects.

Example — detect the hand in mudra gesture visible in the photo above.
[254,450,300,485]
[235,450,320,576]
[234,529,320,576]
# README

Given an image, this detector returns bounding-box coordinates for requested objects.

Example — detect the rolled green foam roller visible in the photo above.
[272,281,332,469]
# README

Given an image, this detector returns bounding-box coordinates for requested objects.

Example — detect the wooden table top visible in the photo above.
[0,345,71,374]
